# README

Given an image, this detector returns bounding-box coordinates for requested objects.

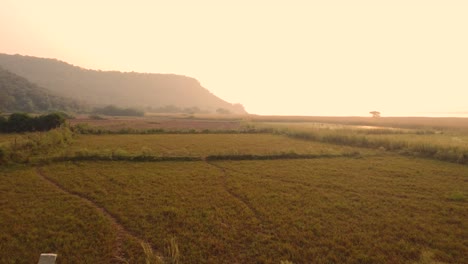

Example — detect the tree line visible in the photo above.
[0,112,66,133]
[93,105,144,116]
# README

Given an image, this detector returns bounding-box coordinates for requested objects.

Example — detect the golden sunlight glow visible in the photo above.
[1,0,467,116]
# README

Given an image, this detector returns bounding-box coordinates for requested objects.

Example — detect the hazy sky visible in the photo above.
[1,0,467,116]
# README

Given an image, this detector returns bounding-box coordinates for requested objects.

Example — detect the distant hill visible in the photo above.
[0,67,83,113]
[0,53,246,114]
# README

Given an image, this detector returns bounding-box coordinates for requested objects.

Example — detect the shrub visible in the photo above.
[0,115,7,128]
[93,105,144,116]
[35,113,65,131]
[7,113,33,132]
[0,112,66,133]
[2,126,74,163]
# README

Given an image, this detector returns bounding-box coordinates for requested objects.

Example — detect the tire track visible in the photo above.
[204,160,284,242]
[35,167,162,264]
[204,160,262,221]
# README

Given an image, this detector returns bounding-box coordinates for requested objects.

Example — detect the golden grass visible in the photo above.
[69,115,243,131]
[68,133,374,158]
[1,117,467,263]
[39,156,467,263]
[0,166,118,263]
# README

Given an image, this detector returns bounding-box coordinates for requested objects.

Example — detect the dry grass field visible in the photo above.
[36,157,467,263]
[1,115,467,263]
[0,166,129,263]
[68,134,374,157]
[69,115,244,132]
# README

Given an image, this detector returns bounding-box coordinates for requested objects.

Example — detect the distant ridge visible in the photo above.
[0,53,246,114]
[0,67,82,112]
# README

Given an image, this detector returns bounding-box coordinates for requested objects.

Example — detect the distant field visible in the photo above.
[258,121,417,132]
[252,121,468,165]
[366,133,468,149]
[39,157,467,263]
[69,134,373,157]
[69,115,243,131]
[249,115,468,130]
[257,121,468,149]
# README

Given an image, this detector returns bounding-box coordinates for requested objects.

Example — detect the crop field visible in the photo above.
[35,156,467,264]
[69,115,244,132]
[0,166,143,263]
[68,134,373,158]
[1,116,467,263]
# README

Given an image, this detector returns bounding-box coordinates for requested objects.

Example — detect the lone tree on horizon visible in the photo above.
[370,111,381,118]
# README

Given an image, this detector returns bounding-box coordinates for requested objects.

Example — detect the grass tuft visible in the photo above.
[447,192,466,202]
[141,242,163,264]
[165,236,180,264]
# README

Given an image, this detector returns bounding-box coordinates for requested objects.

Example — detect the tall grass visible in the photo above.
[128,240,179,264]
[0,126,74,164]
[252,123,468,165]
[248,115,468,130]
[141,242,163,264]
[165,237,180,264]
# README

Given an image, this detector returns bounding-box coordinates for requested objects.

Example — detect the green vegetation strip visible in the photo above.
[0,126,74,164]
[53,155,203,162]
[2,131,374,165]
[50,152,363,163]
[72,125,261,135]
[204,152,361,161]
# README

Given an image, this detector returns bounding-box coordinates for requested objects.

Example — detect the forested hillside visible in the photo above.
[0,67,83,112]
[0,54,246,114]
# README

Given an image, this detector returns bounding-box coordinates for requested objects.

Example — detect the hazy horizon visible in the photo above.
[1,1,467,117]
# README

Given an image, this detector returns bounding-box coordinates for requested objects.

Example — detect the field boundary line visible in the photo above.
[205,152,361,161]
[46,152,363,164]
[35,167,163,264]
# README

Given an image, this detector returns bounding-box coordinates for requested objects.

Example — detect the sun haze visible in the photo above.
[1,0,467,116]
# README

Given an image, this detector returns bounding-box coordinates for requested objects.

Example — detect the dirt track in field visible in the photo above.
[35,167,162,263]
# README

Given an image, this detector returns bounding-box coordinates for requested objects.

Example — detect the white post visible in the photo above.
[38,253,57,264]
